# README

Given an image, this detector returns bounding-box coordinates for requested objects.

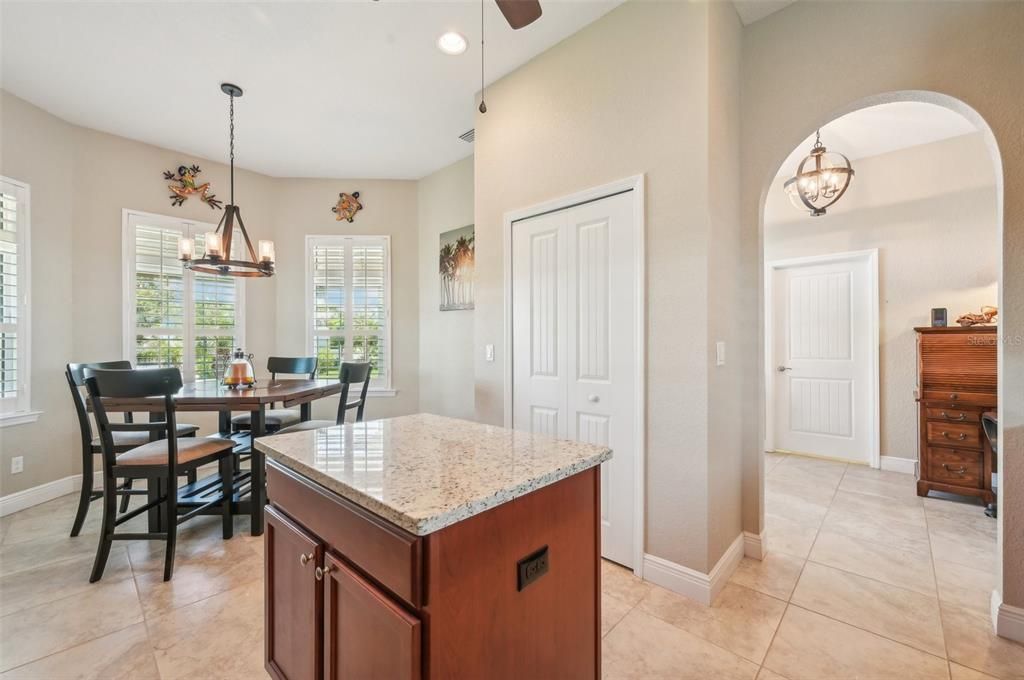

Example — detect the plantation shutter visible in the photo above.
[126,211,244,382]
[0,181,27,412]
[308,237,390,387]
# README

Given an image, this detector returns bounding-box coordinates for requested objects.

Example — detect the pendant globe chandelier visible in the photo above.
[178,83,275,277]
[784,130,855,217]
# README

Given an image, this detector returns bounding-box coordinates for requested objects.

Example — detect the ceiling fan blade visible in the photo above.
[494,0,542,29]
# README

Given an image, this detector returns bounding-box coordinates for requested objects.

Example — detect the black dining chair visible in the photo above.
[66,361,200,537]
[230,356,318,433]
[276,361,371,433]
[85,367,236,582]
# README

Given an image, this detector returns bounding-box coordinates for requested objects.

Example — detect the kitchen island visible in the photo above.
[255,413,612,680]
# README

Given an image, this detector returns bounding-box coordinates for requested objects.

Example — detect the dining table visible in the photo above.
[92,378,343,535]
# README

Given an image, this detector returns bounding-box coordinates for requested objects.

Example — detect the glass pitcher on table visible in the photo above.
[223,348,256,388]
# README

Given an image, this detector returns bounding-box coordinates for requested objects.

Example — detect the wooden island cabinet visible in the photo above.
[256,414,611,680]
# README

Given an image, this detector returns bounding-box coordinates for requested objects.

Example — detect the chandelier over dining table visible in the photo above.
[178,83,275,277]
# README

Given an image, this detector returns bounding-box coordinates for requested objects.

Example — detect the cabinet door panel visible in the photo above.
[323,554,421,680]
[266,506,322,680]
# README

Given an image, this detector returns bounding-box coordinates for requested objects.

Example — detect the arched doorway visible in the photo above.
[755,91,1007,638]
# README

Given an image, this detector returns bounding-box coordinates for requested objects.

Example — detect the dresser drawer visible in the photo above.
[926,448,983,488]
[924,407,982,423]
[925,421,982,449]
[919,389,994,407]
[267,461,423,608]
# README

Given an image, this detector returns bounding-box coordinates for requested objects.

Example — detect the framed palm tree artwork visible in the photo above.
[439,225,475,311]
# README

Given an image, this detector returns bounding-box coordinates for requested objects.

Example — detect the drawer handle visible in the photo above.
[940,412,967,421]
[949,393,960,400]
[315,564,334,581]
[299,552,314,567]
[941,431,967,441]
[942,463,968,475]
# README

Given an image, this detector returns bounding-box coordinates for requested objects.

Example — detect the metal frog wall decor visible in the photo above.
[332,191,362,222]
[163,165,223,209]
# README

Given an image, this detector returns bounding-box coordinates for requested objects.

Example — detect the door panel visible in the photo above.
[772,254,874,463]
[513,211,568,439]
[322,554,421,680]
[266,506,322,680]
[512,191,637,567]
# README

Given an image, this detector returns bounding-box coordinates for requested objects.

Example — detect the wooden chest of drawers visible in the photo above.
[915,326,997,503]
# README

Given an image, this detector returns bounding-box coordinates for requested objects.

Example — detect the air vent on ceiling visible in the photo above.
[459,129,475,144]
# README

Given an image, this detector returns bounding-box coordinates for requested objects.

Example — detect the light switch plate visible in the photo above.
[11,456,24,474]
[485,344,495,362]
[716,341,726,366]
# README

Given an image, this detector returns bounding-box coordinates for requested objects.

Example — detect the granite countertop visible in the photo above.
[254,413,612,536]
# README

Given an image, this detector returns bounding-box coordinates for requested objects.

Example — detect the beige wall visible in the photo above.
[0,92,77,495]
[765,132,999,462]
[271,177,420,421]
[706,0,745,566]
[740,0,1023,609]
[474,0,745,571]
[417,156,475,420]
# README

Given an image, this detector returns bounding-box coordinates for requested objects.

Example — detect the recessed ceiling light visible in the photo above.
[437,31,468,56]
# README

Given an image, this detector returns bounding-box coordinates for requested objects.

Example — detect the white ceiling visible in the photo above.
[0,1,623,179]
[774,102,978,178]
[732,0,795,25]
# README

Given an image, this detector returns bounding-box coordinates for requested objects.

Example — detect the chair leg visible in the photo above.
[119,478,133,513]
[187,470,197,485]
[163,475,178,582]
[219,457,234,540]
[89,472,117,583]
[70,458,94,537]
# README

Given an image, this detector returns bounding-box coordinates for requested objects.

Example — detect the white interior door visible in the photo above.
[770,251,877,464]
[512,191,637,568]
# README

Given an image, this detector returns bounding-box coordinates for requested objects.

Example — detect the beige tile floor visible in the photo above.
[1,453,1021,679]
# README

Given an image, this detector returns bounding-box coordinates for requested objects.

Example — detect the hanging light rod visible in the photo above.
[178,83,275,277]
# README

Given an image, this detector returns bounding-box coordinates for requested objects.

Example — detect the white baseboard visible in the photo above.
[991,591,1024,643]
[0,474,83,517]
[880,456,918,475]
[743,530,767,560]
[642,533,744,606]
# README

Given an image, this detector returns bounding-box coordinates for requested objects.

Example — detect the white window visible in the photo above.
[0,177,36,424]
[122,210,245,381]
[306,236,392,391]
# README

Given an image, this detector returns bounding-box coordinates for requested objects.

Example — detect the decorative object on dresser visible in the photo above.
[931,307,948,327]
[915,326,997,504]
[956,305,997,327]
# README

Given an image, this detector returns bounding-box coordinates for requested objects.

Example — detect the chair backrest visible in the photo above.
[267,356,318,379]
[66,361,132,448]
[85,367,184,470]
[336,361,372,424]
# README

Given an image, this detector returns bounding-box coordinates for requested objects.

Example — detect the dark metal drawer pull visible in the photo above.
[949,393,960,400]
[940,412,966,421]
[942,464,968,474]
[941,431,967,441]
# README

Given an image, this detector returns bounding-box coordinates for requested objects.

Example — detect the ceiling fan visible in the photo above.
[494,0,542,29]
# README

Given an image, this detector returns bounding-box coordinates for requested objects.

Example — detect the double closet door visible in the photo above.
[511,190,638,567]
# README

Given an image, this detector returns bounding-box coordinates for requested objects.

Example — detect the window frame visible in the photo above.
[121,209,246,381]
[305,234,394,394]
[0,176,38,426]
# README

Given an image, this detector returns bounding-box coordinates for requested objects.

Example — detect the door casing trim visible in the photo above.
[503,174,646,577]
[764,248,880,468]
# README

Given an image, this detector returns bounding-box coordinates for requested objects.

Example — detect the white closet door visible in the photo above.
[512,191,637,568]
[513,209,568,439]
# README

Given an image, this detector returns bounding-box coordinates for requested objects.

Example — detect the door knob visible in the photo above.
[315,564,334,581]
[588,395,600,403]
[777,366,792,373]
[299,552,314,566]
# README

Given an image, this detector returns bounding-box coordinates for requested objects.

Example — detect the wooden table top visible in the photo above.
[97,378,343,411]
